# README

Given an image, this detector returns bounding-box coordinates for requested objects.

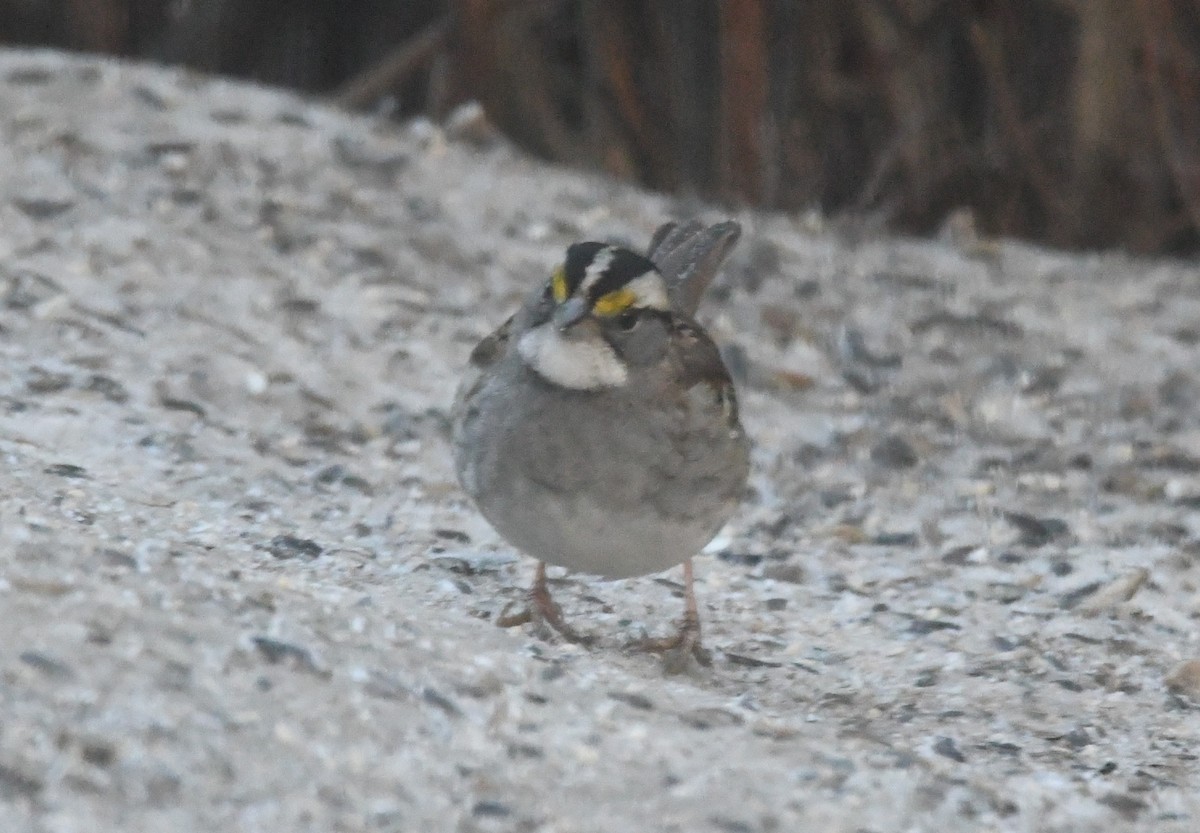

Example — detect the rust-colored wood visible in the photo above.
[717,0,769,203]
[68,0,130,53]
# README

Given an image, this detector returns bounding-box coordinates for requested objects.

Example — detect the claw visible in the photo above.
[497,562,593,645]
[630,558,712,673]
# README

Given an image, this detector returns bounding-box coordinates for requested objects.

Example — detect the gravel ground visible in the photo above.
[1,48,1198,833]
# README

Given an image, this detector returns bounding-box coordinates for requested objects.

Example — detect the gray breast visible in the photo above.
[453,356,749,578]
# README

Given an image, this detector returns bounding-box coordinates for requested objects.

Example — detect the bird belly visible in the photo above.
[453,362,746,579]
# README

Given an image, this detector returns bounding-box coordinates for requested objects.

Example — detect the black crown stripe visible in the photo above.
[584,248,657,301]
[562,241,608,295]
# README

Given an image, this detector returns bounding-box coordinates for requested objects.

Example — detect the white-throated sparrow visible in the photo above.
[452,221,749,668]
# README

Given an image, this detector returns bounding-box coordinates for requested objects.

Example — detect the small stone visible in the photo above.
[1099,793,1147,821]
[266,535,323,560]
[25,367,71,393]
[19,651,74,680]
[80,740,116,768]
[1076,568,1149,616]
[1062,727,1093,749]
[13,196,75,219]
[421,687,461,718]
[761,562,805,584]
[1164,660,1200,699]
[84,374,130,403]
[873,531,919,546]
[871,435,919,469]
[725,653,783,669]
[44,463,88,479]
[914,669,939,687]
[1003,512,1069,547]
[709,816,754,833]
[680,708,744,730]
[909,618,960,635]
[941,545,976,565]
[933,736,966,762]
[608,691,655,710]
[985,582,1028,604]
[251,637,325,677]
[0,762,43,798]
[471,800,511,818]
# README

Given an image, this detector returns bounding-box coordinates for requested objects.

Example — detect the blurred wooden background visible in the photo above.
[2,0,1197,253]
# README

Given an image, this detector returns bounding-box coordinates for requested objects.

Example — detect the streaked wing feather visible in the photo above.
[671,315,742,429]
[468,314,515,369]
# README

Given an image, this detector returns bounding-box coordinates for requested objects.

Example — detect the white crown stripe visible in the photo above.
[579,246,616,291]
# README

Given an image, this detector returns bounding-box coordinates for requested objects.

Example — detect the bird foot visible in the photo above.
[497,582,592,645]
[632,614,712,673]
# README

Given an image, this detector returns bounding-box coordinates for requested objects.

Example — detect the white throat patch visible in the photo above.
[517,324,627,390]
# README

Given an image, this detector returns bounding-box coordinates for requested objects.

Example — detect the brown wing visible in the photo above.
[468,314,515,369]
[670,315,742,430]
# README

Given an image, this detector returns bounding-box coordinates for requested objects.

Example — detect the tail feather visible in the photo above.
[648,220,742,316]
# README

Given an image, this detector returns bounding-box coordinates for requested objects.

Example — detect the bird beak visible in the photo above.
[552,297,590,331]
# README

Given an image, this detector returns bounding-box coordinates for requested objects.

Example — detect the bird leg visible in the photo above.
[635,558,713,671]
[497,561,591,644]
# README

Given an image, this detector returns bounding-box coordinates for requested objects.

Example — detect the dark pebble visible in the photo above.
[680,708,744,730]
[819,489,853,508]
[909,618,960,635]
[873,531,918,546]
[1059,581,1104,610]
[718,550,763,567]
[1062,727,1093,749]
[314,464,374,495]
[471,800,511,818]
[1099,794,1147,821]
[761,562,805,584]
[44,463,88,479]
[13,197,75,219]
[266,535,323,560]
[0,763,43,798]
[7,66,54,84]
[871,435,919,469]
[25,367,72,393]
[709,816,754,833]
[1050,559,1073,576]
[251,637,324,676]
[19,651,74,680]
[80,741,116,768]
[725,653,783,669]
[85,374,130,403]
[941,545,976,565]
[99,548,137,569]
[914,670,938,687]
[933,736,966,762]
[608,691,655,711]
[421,687,462,717]
[1003,512,1070,547]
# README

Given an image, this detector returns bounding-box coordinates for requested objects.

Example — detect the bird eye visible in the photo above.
[616,311,640,331]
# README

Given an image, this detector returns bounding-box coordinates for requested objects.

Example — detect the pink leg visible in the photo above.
[635,558,712,671]
[497,561,591,644]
